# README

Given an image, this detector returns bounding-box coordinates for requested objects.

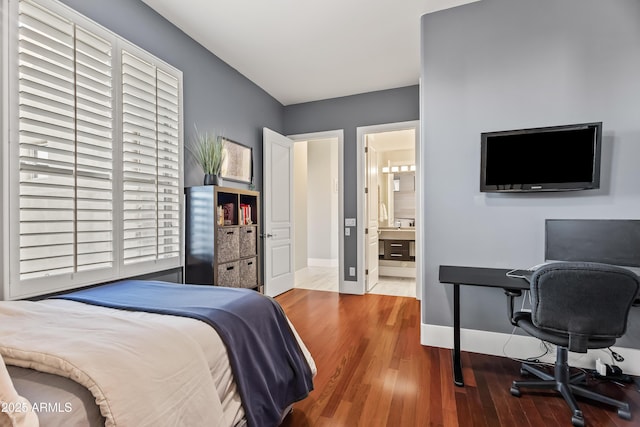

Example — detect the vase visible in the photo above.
[204,174,221,186]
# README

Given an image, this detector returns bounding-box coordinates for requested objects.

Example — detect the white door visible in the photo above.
[263,128,295,297]
[365,141,379,291]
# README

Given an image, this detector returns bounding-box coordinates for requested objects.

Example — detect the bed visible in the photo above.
[0,280,316,427]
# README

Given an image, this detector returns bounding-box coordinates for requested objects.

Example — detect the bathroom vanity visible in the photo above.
[378,227,416,278]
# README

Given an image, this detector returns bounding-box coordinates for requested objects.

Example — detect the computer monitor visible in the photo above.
[545,219,640,271]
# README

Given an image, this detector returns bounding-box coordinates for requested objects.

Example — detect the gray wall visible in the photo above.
[284,86,420,280]
[421,0,640,348]
[59,0,284,190]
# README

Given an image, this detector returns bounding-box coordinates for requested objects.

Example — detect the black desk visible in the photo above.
[438,265,530,387]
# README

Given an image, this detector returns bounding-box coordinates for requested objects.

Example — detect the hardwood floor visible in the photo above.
[277,289,640,427]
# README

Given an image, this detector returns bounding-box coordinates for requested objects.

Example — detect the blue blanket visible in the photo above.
[54,280,313,427]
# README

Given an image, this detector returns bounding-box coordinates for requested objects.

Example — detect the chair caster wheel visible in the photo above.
[510,386,521,397]
[617,408,631,420]
[571,415,585,427]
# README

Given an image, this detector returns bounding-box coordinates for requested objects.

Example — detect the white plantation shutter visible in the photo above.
[156,70,181,260]
[121,53,182,266]
[8,0,183,298]
[75,27,114,272]
[122,51,158,264]
[17,0,113,281]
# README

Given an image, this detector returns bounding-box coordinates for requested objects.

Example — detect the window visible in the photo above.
[4,0,183,299]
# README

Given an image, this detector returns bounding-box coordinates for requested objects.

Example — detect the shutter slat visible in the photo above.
[18,21,72,58]
[122,83,155,105]
[18,46,73,79]
[19,64,74,93]
[76,50,112,77]
[19,91,74,117]
[76,72,111,96]
[76,26,111,59]
[77,84,112,107]
[19,0,73,42]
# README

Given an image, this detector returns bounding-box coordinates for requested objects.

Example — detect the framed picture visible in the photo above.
[220,138,253,184]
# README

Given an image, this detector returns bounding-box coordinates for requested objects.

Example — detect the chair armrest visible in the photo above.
[568,333,589,353]
[505,289,523,326]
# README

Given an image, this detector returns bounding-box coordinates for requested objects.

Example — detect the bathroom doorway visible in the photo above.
[358,122,419,298]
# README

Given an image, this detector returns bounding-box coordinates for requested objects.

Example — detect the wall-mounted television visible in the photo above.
[480,122,602,193]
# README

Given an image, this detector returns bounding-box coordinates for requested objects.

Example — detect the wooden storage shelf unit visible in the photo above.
[185,185,261,291]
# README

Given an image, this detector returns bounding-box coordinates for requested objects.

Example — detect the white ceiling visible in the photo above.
[141,0,479,106]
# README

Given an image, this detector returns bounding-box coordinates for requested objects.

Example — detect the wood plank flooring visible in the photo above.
[277,289,640,427]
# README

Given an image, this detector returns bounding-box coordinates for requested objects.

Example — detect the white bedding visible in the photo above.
[0,299,316,427]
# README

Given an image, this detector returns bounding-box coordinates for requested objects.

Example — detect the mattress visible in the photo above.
[3,299,315,427]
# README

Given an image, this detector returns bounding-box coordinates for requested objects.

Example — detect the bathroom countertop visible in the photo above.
[378,228,415,240]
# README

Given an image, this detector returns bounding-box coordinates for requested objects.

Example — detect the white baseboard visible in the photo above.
[340,280,364,295]
[308,258,338,267]
[421,323,640,376]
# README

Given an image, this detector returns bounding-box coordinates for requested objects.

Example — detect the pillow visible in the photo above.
[0,356,39,427]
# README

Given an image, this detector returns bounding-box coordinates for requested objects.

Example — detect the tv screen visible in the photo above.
[480,122,602,192]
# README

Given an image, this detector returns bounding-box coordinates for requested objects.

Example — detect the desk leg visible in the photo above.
[453,283,464,387]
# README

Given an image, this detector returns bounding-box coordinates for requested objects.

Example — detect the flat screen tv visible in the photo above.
[480,122,602,193]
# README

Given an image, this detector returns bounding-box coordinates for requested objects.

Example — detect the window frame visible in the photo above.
[2,0,184,300]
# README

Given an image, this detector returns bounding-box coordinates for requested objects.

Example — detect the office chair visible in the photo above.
[507,262,640,427]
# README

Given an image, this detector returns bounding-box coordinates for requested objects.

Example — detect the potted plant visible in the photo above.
[187,126,226,185]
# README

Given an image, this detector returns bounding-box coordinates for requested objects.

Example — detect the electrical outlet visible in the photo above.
[349,267,355,276]
[344,228,350,236]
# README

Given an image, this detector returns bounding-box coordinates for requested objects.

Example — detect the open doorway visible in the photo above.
[357,121,420,299]
[289,132,343,292]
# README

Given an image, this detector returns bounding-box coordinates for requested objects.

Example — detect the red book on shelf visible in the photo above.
[240,204,251,225]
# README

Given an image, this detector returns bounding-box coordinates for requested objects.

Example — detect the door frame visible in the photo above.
[356,120,421,299]
[364,142,379,292]
[287,129,345,293]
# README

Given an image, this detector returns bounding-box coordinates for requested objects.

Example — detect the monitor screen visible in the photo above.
[545,219,640,268]
[480,122,602,192]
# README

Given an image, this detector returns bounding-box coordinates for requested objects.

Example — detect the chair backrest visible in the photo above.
[530,262,639,342]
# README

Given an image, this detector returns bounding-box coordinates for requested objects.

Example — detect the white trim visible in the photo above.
[356,121,420,299]
[416,79,423,302]
[287,130,345,293]
[1,0,9,300]
[7,0,19,299]
[421,323,640,376]
[308,258,338,268]
[340,279,362,295]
